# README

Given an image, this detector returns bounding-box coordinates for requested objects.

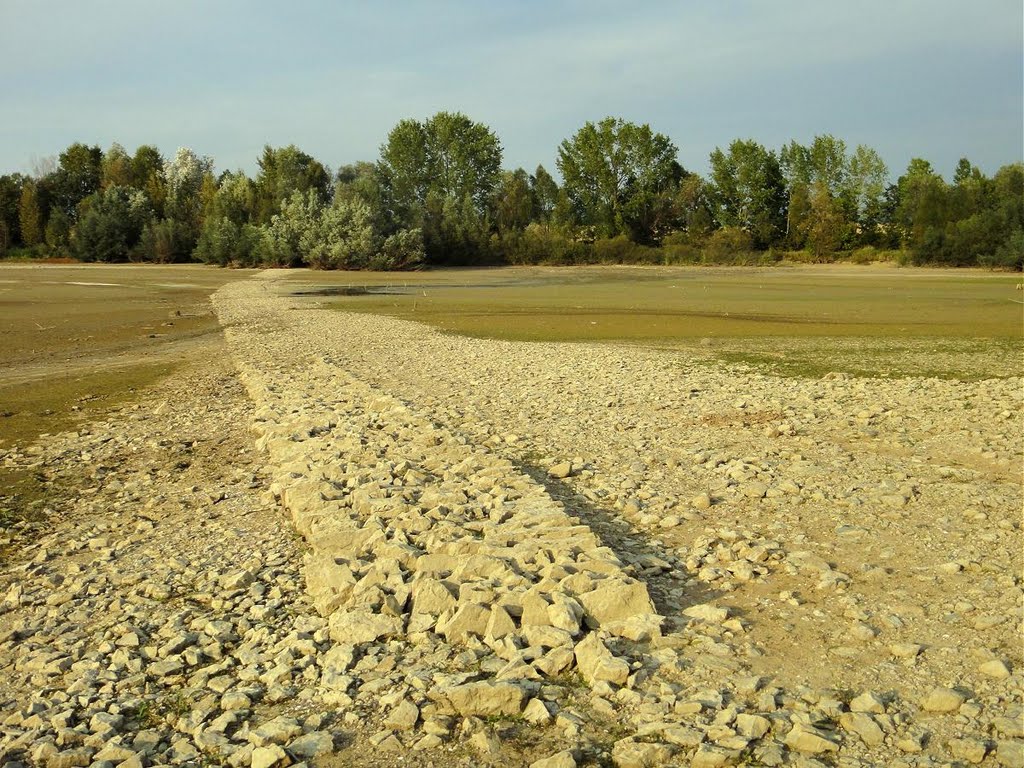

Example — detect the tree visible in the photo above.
[162,147,213,256]
[895,159,946,249]
[73,186,152,262]
[101,143,133,189]
[254,145,331,224]
[0,174,25,246]
[708,139,787,248]
[378,112,502,228]
[164,147,213,223]
[50,143,103,220]
[672,175,716,239]
[423,112,502,210]
[307,198,377,269]
[131,145,166,216]
[334,162,387,234]
[847,145,889,242]
[494,169,534,233]
[806,181,846,257]
[18,181,43,246]
[44,208,71,250]
[557,117,681,242]
[530,165,560,224]
[781,136,862,247]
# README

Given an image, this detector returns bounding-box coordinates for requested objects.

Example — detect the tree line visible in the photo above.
[1,113,1021,270]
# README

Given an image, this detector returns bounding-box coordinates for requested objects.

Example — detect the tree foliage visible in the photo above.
[557,117,681,242]
[708,139,787,248]
[73,186,152,262]
[2,127,1019,270]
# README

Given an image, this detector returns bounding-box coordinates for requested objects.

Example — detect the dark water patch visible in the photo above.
[290,286,413,297]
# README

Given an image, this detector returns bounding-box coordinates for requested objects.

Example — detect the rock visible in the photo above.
[784,722,839,754]
[523,698,553,725]
[485,604,517,641]
[250,716,302,746]
[574,632,630,685]
[221,569,255,590]
[442,681,526,717]
[850,691,886,713]
[411,577,457,616]
[548,462,573,479]
[46,748,94,768]
[839,712,884,746]
[979,659,1011,679]
[949,737,989,764]
[897,729,927,753]
[384,698,420,732]
[996,740,1024,768]
[469,729,502,755]
[250,744,290,768]
[920,687,966,713]
[287,731,334,759]
[734,713,771,739]
[577,580,655,628]
[611,738,675,768]
[439,602,490,642]
[690,745,738,768]
[683,604,730,623]
[890,643,922,658]
[692,493,712,509]
[529,750,577,768]
[328,610,403,644]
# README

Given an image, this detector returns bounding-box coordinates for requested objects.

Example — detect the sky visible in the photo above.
[0,0,1021,181]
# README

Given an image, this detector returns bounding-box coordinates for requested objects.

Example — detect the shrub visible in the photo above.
[372,228,425,270]
[592,235,659,264]
[701,227,754,264]
[74,186,152,262]
[979,229,1024,271]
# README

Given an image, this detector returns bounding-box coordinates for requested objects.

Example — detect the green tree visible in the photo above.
[557,117,681,242]
[0,174,25,246]
[708,139,787,248]
[806,181,846,257]
[334,162,387,234]
[51,143,103,220]
[378,111,502,262]
[672,175,716,240]
[254,145,331,224]
[377,119,429,229]
[529,165,560,224]
[73,186,152,262]
[781,136,858,247]
[494,169,534,233]
[101,143,133,189]
[131,145,166,215]
[378,112,502,224]
[44,208,72,250]
[18,180,43,246]
[895,159,947,250]
[847,145,889,243]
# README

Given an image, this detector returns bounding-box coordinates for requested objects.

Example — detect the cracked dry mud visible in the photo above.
[1,270,1021,768]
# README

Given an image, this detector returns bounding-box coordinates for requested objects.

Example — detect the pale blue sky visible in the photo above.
[1,1,1021,181]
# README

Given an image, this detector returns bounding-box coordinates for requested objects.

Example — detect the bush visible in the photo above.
[592,235,659,264]
[701,227,755,264]
[74,186,152,262]
[136,218,193,263]
[499,224,589,265]
[979,229,1024,270]
[371,228,425,270]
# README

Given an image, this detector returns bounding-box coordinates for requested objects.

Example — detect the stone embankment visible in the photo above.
[0,269,1020,768]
